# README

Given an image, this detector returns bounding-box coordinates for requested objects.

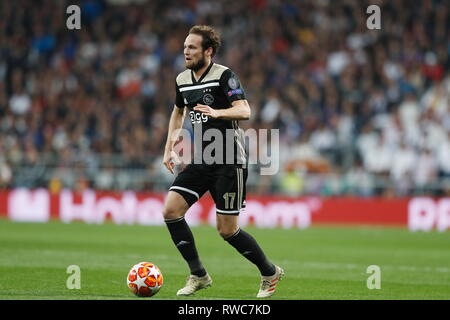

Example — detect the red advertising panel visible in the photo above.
[0,189,449,231]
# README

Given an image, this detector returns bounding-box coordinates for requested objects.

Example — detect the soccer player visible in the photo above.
[162,25,284,298]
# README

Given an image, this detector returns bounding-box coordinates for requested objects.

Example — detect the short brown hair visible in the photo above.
[189,25,221,57]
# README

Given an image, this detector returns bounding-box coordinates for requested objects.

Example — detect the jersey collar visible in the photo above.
[191,61,214,84]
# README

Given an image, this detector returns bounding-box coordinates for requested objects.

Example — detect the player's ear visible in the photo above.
[205,47,213,57]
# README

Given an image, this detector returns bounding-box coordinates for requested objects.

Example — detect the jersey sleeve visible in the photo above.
[219,69,247,103]
[174,81,185,108]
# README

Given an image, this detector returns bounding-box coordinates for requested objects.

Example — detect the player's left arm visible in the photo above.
[193,68,251,120]
[193,99,251,120]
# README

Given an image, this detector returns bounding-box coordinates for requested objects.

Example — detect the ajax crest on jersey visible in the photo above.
[203,93,214,105]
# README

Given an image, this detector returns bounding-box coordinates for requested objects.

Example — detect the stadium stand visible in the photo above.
[0,0,449,196]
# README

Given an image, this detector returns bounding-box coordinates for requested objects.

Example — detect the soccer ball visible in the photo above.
[127,262,163,297]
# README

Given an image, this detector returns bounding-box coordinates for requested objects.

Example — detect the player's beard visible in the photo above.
[187,53,206,72]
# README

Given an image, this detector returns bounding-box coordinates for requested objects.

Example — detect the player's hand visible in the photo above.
[163,150,179,175]
[193,104,221,119]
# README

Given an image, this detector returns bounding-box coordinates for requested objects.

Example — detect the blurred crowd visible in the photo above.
[0,0,449,196]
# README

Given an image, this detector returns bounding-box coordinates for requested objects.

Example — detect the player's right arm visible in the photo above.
[163,105,186,174]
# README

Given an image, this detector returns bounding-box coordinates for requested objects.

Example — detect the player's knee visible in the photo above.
[217,224,238,239]
[162,205,184,220]
[162,192,189,220]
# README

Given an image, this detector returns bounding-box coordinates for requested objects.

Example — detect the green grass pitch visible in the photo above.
[0,218,449,300]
